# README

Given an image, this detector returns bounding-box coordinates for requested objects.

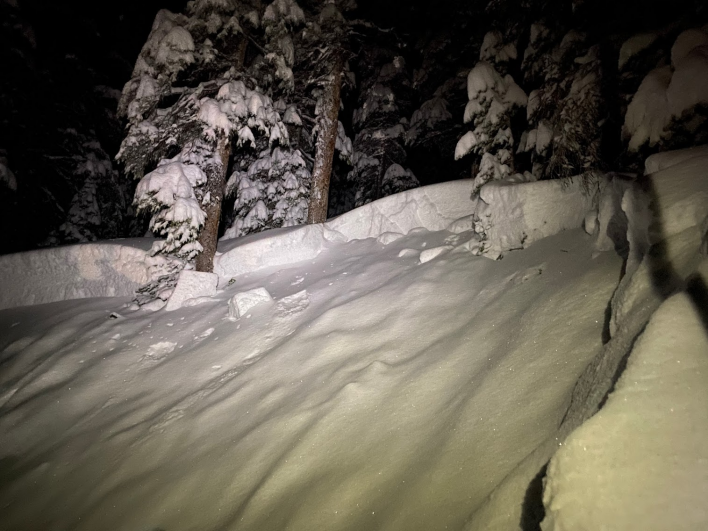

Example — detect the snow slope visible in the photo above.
[0,224,621,530]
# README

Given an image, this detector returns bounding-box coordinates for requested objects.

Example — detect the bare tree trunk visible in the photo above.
[307,50,344,224]
[195,136,230,272]
[195,37,246,272]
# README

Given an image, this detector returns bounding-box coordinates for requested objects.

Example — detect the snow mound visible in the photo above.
[644,142,708,174]
[216,180,476,282]
[0,241,151,310]
[164,270,218,311]
[228,287,273,319]
[542,292,708,531]
[325,179,476,240]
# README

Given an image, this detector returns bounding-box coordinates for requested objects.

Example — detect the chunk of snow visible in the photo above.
[644,143,708,174]
[164,270,218,311]
[397,248,419,258]
[447,215,475,234]
[475,175,601,257]
[419,246,453,264]
[228,287,273,319]
[376,232,404,245]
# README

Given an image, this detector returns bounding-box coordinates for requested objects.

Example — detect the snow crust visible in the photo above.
[0,241,151,310]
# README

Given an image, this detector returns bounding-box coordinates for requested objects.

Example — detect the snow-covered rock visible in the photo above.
[228,287,273,319]
[164,270,218,311]
[0,241,150,310]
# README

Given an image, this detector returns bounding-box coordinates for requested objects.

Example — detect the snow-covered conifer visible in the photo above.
[455,58,527,195]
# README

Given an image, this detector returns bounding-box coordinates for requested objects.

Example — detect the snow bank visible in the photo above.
[0,241,150,310]
[325,179,475,240]
[644,142,708,174]
[475,175,599,257]
[542,292,708,531]
[216,180,475,281]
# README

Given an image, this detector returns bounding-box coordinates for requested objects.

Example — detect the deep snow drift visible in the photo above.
[0,148,707,531]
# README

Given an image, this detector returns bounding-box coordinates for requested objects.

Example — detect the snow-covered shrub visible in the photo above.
[455,60,526,194]
[134,161,207,259]
[223,146,311,238]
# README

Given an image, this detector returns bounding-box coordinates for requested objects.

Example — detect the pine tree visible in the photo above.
[454,33,527,195]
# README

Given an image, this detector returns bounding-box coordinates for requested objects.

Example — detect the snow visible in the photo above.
[0,240,151,310]
[618,33,657,71]
[623,66,671,151]
[1,148,707,530]
[0,217,622,531]
[542,292,708,531]
[164,270,219,311]
[475,174,600,258]
[625,28,708,151]
[644,143,708,174]
[666,43,708,119]
[228,287,273,319]
[671,28,708,66]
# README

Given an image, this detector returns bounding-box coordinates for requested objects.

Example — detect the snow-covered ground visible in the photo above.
[0,148,707,531]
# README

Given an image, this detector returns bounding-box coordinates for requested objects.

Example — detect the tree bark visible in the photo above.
[195,136,230,272]
[195,36,246,272]
[307,50,344,224]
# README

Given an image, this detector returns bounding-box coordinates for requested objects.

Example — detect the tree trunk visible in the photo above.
[307,50,344,224]
[195,136,230,272]
[195,36,246,272]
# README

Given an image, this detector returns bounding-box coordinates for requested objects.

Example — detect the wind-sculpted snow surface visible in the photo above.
[0,225,622,531]
[0,240,151,310]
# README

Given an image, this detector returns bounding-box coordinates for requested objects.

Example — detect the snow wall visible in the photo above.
[0,176,608,308]
[0,242,151,310]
